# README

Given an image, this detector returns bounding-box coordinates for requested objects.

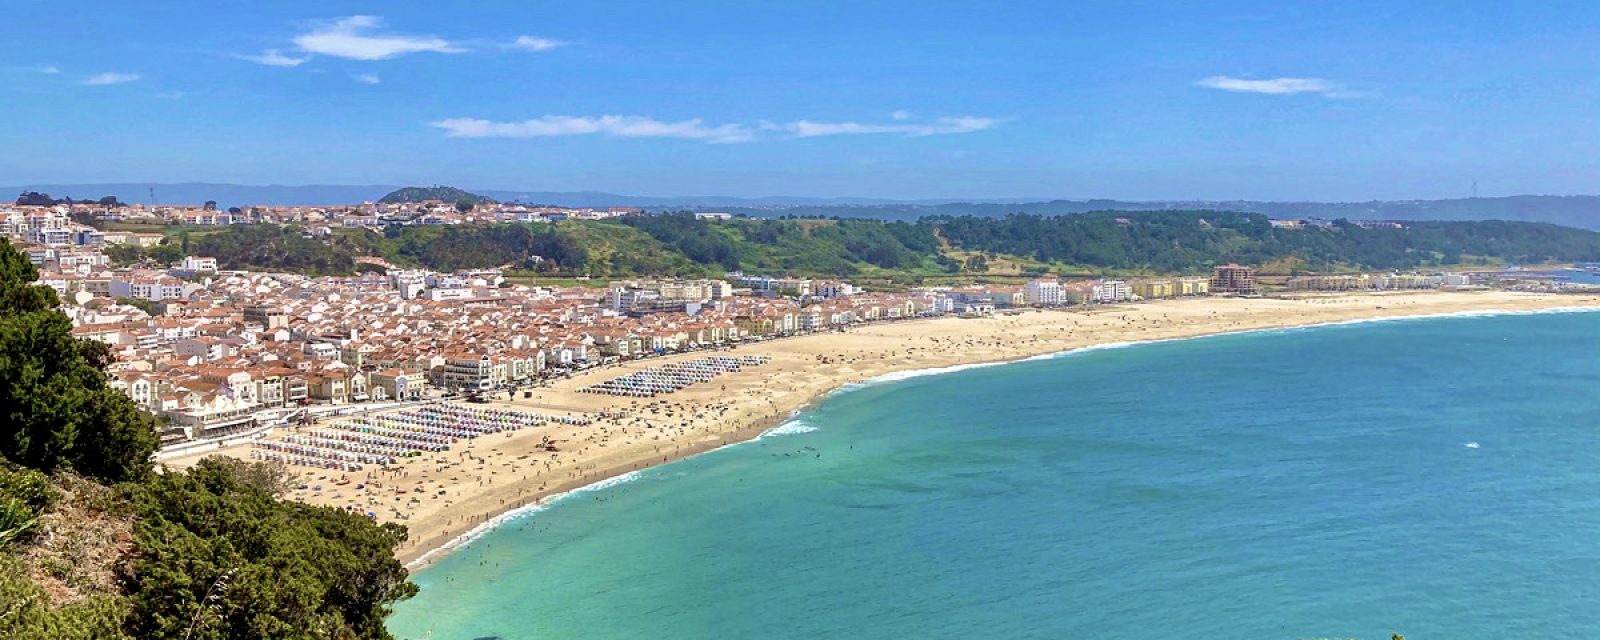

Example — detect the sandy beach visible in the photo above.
[161,290,1600,567]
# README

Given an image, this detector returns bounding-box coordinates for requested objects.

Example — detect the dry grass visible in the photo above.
[16,474,135,606]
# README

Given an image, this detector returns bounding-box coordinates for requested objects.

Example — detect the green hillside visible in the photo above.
[172,211,1600,280]
[377,185,492,205]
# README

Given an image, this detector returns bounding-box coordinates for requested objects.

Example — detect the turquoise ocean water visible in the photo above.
[390,310,1600,639]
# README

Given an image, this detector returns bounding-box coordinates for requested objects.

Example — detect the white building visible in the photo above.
[27,227,73,246]
[24,247,56,266]
[425,287,475,301]
[57,250,110,273]
[442,354,495,391]
[181,256,218,272]
[1092,279,1131,303]
[814,281,857,299]
[110,274,189,302]
[1024,278,1064,306]
[389,270,427,299]
[175,337,228,362]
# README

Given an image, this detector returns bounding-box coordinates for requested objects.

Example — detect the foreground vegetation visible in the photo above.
[173,210,1600,280]
[0,240,415,639]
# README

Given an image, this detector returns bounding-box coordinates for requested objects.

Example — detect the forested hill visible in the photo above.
[378,185,491,204]
[169,211,1600,279]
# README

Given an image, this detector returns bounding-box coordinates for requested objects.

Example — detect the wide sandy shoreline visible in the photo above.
[160,291,1600,569]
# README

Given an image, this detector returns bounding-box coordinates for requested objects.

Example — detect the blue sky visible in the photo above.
[3,1,1597,200]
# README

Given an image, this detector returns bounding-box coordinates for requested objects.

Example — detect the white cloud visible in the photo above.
[293,15,463,60]
[242,49,311,67]
[7,65,59,74]
[1323,89,1377,100]
[784,116,999,138]
[430,114,1000,143]
[1194,75,1339,95]
[510,36,565,52]
[351,73,381,84]
[83,72,142,85]
[890,110,911,120]
[430,115,757,143]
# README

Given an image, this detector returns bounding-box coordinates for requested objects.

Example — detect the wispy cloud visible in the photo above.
[83,72,142,85]
[293,15,463,60]
[890,110,912,120]
[1194,75,1342,96]
[242,49,311,67]
[509,36,565,52]
[351,73,381,85]
[780,116,999,138]
[430,114,1001,143]
[431,116,757,143]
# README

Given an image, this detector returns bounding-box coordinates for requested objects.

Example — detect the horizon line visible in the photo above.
[5,181,1598,206]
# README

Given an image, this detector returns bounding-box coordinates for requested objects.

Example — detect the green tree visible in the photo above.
[15,191,53,206]
[126,457,416,640]
[104,244,143,266]
[0,556,132,640]
[0,240,157,483]
[70,210,104,230]
[146,242,184,266]
[454,197,475,213]
[114,297,154,315]
[192,225,355,275]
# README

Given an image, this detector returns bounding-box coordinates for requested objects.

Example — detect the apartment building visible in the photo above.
[1209,264,1257,295]
[1024,278,1064,306]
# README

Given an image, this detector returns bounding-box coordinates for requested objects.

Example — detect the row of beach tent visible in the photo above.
[252,402,594,471]
[581,355,770,397]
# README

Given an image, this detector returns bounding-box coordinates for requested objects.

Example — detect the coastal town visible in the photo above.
[5,199,1594,453]
[9,193,1600,564]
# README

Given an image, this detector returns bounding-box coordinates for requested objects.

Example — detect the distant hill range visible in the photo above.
[378,185,493,204]
[729,196,1600,230]
[748,198,1600,233]
[5,182,1598,229]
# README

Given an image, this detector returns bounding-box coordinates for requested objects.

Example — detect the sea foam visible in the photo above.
[830,360,1014,396]
[758,419,820,439]
[406,469,646,569]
